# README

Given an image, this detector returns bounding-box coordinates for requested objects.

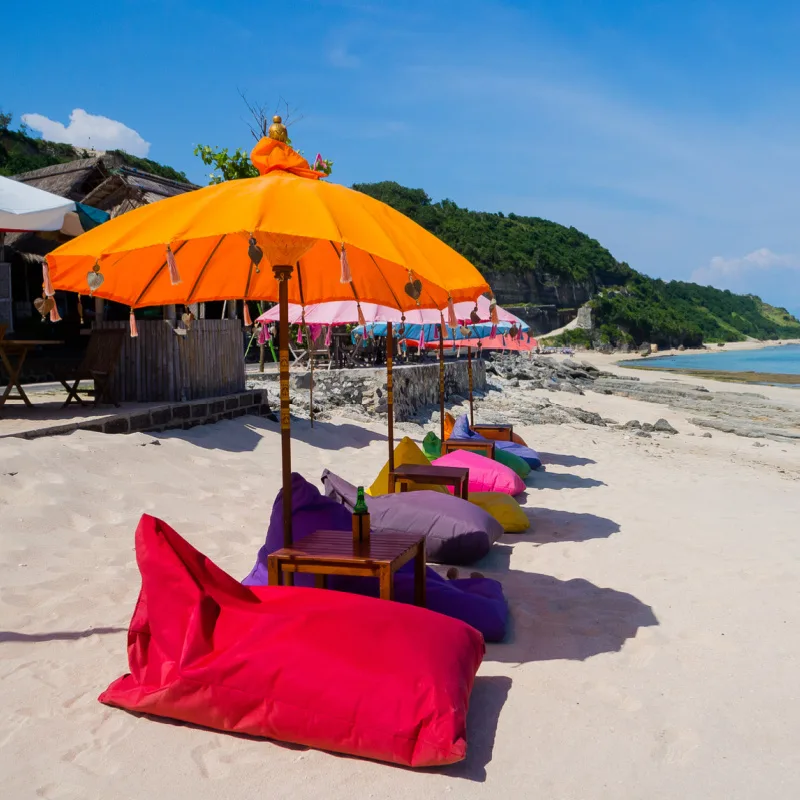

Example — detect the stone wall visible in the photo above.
[281,359,487,421]
[8,390,274,440]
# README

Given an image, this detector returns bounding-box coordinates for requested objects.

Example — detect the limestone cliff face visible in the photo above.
[486,270,598,309]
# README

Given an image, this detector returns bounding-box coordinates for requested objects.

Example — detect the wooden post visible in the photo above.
[467,345,474,427]
[439,319,445,443]
[273,264,294,551]
[387,321,394,473]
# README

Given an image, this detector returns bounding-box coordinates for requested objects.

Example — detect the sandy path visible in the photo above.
[1,393,799,798]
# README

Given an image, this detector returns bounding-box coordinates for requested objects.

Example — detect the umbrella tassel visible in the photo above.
[489,295,499,324]
[129,309,139,338]
[325,325,332,347]
[340,243,352,283]
[297,326,304,345]
[42,258,54,297]
[49,302,61,323]
[243,302,252,327]
[77,295,84,324]
[447,295,457,328]
[357,303,366,327]
[166,245,182,285]
[490,324,497,338]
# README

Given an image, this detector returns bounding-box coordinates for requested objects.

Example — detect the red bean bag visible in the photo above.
[99,514,485,767]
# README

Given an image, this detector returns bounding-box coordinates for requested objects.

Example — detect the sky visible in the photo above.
[5,0,800,316]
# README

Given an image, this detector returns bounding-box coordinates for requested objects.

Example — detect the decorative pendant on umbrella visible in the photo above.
[404,272,422,304]
[248,236,263,274]
[33,295,55,319]
[470,304,480,324]
[87,261,104,294]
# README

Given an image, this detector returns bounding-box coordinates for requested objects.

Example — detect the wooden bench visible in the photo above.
[471,423,514,441]
[267,529,426,604]
[389,464,469,500]
[56,328,125,408]
[442,438,496,459]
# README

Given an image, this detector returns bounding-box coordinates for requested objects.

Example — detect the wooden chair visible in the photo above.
[57,329,125,408]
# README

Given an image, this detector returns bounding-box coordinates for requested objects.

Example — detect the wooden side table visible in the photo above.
[442,438,496,459]
[471,423,514,441]
[267,529,426,605]
[389,464,469,500]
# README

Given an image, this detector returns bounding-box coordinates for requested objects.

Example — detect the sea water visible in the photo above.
[623,344,800,379]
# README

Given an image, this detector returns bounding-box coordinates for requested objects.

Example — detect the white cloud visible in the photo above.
[21,108,150,157]
[691,248,800,286]
[328,44,360,68]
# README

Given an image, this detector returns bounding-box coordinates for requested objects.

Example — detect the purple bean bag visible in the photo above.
[321,469,502,565]
[243,473,508,642]
[453,414,542,469]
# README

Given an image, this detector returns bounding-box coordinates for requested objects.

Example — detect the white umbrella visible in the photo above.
[0,175,76,232]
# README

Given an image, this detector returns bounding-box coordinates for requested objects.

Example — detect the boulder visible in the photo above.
[653,418,678,434]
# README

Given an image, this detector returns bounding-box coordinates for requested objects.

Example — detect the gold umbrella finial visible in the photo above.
[268,115,288,142]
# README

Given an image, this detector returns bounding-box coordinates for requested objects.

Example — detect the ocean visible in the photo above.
[622,343,800,382]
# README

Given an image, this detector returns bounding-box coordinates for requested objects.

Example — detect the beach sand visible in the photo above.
[2,369,800,799]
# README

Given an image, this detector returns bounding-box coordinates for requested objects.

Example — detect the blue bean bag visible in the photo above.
[453,414,542,469]
[243,473,508,642]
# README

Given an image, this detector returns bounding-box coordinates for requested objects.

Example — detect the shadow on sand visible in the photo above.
[0,626,127,644]
[519,507,620,544]
[438,675,512,782]
[472,545,658,664]
[157,416,387,453]
[528,470,606,491]
[538,451,597,467]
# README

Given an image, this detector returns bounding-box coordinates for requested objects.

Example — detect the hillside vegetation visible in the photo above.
[354,181,800,346]
[0,114,188,182]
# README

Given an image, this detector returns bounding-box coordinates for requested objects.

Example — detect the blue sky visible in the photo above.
[6,0,800,316]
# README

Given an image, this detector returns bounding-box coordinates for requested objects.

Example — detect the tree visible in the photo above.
[193,94,332,185]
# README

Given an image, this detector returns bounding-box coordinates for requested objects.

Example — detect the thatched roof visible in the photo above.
[12,156,112,201]
[8,156,200,250]
[12,156,199,212]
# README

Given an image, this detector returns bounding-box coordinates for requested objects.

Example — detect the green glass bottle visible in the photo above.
[353,486,368,515]
[352,486,370,542]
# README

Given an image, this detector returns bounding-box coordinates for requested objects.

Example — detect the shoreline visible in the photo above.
[612,338,800,387]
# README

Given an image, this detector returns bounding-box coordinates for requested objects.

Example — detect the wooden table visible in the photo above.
[0,340,63,409]
[442,438,496,458]
[267,529,426,605]
[471,423,514,441]
[389,464,470,500]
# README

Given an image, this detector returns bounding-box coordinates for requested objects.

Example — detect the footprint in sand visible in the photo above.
[652,727,700,765]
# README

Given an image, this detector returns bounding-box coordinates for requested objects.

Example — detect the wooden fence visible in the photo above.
[97,319,245,402]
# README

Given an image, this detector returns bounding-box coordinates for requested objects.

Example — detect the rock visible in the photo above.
[634,430,652,438]
[702,432,712,438]
[602,418,618,425]
[753,441,766,447]
[624,420,642,429]
[641,423,654,432]
[653,418,678,434]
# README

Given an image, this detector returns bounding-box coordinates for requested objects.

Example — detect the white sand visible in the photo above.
[2,378,800,799]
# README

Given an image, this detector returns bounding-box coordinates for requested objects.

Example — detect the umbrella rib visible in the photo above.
[367,253,403,310]
[134,240,188,307]
[186,235,226,304]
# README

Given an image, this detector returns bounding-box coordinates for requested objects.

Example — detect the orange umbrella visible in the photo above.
[45,118,491,548]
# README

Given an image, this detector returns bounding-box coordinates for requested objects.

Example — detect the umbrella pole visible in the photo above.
[439,320,445,442]
[274,265,294,552]
[468,345,474,427]
[387,321,394,473]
